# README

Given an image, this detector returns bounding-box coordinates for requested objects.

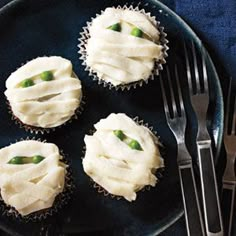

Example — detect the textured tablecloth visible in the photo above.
[0,0,235,235]
[162,0,236,79]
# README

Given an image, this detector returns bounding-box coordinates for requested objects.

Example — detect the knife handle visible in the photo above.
[179,163,205,236]
[197,142,224,236]
[222,183,235,236]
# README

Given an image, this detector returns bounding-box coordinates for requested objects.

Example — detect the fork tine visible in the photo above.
[231,92,236,135]
[184,42,193,95]
[175,64,185,116]
[202,48,209,92]
[225,77,232,135]
[160,73,171,120]
[167,66,178,118]
[191,42,201,94]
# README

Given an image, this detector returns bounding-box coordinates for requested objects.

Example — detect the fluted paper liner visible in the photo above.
[0,137,75,222]
[5,59,85,134]
[78,4,169,91]
[82,116,165,200]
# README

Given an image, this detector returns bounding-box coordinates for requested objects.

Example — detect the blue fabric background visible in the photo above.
[161,0,236,93]
[0,0,235,235]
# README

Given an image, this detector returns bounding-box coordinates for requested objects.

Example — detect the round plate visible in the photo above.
[0,0,223,235]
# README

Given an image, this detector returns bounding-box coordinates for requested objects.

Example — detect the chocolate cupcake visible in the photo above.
[79,5,168,90]
[4,56,83,133]
[82,113,164,201]
[0,140,72,220]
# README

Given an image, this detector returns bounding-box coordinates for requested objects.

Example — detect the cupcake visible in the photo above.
[82,113,164,201]
[0,140,67,217]
[5,56,82,132]
[79,6,168,90]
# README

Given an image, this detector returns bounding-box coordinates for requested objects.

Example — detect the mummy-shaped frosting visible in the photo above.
[5,56,82,128]
[83,113,163,201]
[86,8,163,86]
[0,140,66,216]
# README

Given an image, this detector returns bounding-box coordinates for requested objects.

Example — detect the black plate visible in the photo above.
[0,0,223,235]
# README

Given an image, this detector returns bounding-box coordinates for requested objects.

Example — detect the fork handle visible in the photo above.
[222,183,235,236]
[179,163,206,236]
[197,142,224,236]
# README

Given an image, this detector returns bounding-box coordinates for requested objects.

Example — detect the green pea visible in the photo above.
[20,78,34,88]
[128,140,143,151]
[131,27,143,38]
[8,156,24,164]
[107,23,121,32]
[113,130,125,140]
[40,71,54,81]
[32,155,45,164]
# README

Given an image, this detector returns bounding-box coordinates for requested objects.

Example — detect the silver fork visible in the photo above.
[160,65,205,236]
[222,77,236,236]
[184,42,223,236]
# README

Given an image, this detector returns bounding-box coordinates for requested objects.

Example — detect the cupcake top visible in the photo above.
[5,56,82,129]
[0,140,66,216]
[86,7,164,86]
[83,113,163,201]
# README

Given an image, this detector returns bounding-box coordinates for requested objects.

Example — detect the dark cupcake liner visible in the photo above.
[78,4,169,91]
[82,116,165,200]
[0,138,75,222]
[6,94,85,135]
[5,57,84,134]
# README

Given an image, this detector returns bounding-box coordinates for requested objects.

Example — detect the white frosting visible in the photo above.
[0,140,66,216]
[86,8,163,86]
[83,113,163,201]
[5,56,82,128]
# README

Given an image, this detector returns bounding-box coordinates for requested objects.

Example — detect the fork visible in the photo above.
[222,77,236,236]
[184,42,224,236]
[160,65,205,236]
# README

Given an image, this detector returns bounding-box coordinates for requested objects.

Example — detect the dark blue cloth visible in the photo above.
[162,0,236,80]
